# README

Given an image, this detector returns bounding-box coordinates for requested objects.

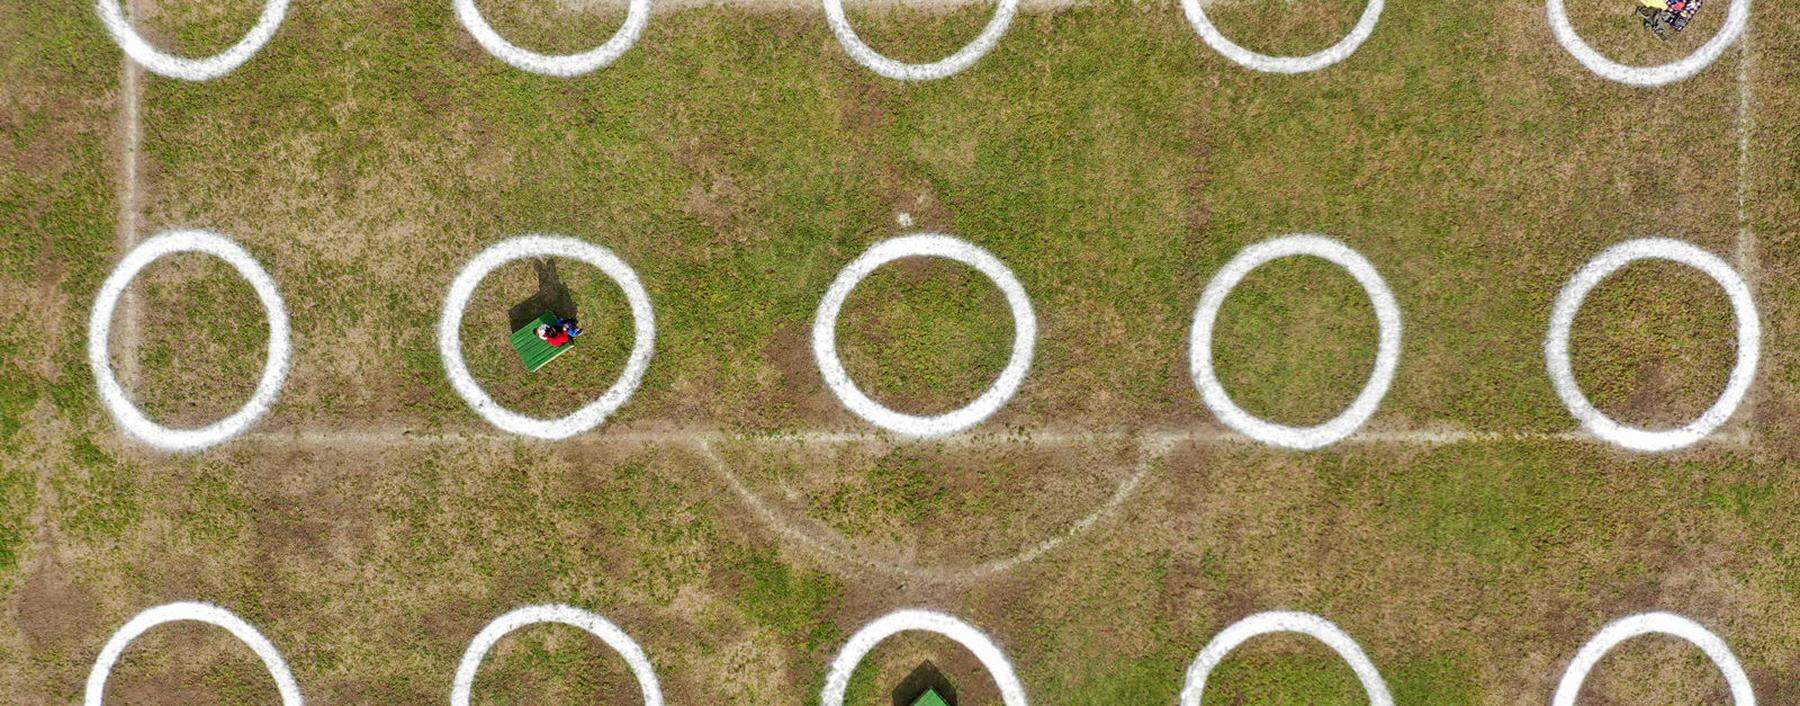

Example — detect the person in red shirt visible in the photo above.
[536,323,572,347]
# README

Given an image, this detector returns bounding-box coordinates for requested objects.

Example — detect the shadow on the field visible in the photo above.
[507,257,578,332]
[892,660,956,705]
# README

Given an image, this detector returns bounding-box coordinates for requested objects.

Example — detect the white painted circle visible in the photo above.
[822,0,1019,81]
[1547,0,1750,86]
[812,233,1036,437]
[822,609,1028,706]
[454,0,650,77]
[96,0,289,81]
[1553,612,1756,705]
[85,601,303,705]
[438,234,655,440]
[453,604,663,706]
[88,229,291,453]
[1188,234,1402,450]
[1180,611,1392,705]
[1179,0,1383,73]
[1545,238,1759,452]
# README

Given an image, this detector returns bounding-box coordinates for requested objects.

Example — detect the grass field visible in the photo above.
[1,0,1796,702]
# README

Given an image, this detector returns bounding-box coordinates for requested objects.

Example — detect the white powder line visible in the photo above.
[114,0,142,390]
[1733,33,1757,432]
[823,610,1029,705]
[85,602,304,705]
[1180,611,1392,706]
[452,605,662,706]
[1552,612,1756,705]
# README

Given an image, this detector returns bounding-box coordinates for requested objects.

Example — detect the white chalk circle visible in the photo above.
[822,0,1019,81]
[812,233,1036,437]
[453,604,663,706]
[88,229,291,452]
[1180,611,1392,706]
[439,235,655,440]
[1545,238,1759,452]
[1180,0,1383,73]
[1553,612,1755,705]
[1547,0,1749,86]
[1188,234,1402,450]
[822,609,1028,706]
[85,601,303,705]
[454,0,649,77]
[96,0,289,81]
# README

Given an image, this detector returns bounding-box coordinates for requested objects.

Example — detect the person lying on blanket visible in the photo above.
[1635,0,1704,40]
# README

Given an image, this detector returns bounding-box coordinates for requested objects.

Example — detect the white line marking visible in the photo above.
[1189,235,1403,450]
[455,0,649,77]
[438,235,656,440]
[1180,611,1391,706]
[452,604,662,706]
[97,0,289,81]
[1553,612,1755,706]
[1180,0,1382,73]
[823,609,1028,706]
[1545,238,1759,452]
[823,0,1018,80]
[1547,0,1749,86]
[85,601,304,706]
[115,12,143,391]
[1735,35,1753,270]
[89,230,291,452]
[813,233,1035,438]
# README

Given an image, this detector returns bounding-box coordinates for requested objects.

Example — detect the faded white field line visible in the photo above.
[1733,32,1757,433]
[115,2,144,390]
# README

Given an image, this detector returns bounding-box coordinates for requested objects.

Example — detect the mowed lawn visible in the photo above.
[1,0,1796,703]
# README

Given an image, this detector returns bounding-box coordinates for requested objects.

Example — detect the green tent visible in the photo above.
[911,689,949,706]
[510,313,573,372]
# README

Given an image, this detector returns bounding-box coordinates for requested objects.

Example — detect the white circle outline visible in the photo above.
[1180,611,1392,706]
[1188,234,1402,450]
[822,0,1019,81]
[822,609,1028,706]
[85,601,303,706]
[1553,612,1756,705]
[438,234,656,440]
[87,229,291,453]
[454,0,650,77]
[96,0,289,81]
[1547,0,1750,87]
[812,233,1036,438]
[1544,238,1759,452]
[1179,0,1383,73]
[452,604,663,706]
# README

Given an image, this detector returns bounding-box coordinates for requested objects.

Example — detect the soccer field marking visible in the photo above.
[85,602,304,706]
[1553,612,1756,706]
[823,0,1018,80]
[1545,238,1759,452]
[453,604,663,706]
[813,234,1036,438]
[1180,611,1392,706]
[823,610,1029,706]
[114,19,143,391]
[89,230,292,452]
[1180,0,1383,73]
[1546,0,1749,86]
[96,0,289,81]
[439,235,656,440]
[1189,235,1403,450]
[455,0,649,77]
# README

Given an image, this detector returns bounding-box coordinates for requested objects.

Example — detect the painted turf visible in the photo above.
[85,602,303,705]
[822,609,1029,706]
[96,0,289,81]
[1546,0,1750,86]
[823,0,1019,81]
[88,229,291,452]
[1180,0,1384,73]
[1553,612,1756,705]
[1180,611,1392,706]
[1188,234,1403,450]
[439,235,656,440]
[454,0,650,77]
[453,604,663,706]
[1545,238,1759,452]
[813,233,1036,438]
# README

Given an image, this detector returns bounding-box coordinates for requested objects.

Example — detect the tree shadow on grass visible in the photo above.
[506,257,579,333]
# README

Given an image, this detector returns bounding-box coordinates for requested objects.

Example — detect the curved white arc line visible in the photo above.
[822,609,1028,706]
[1179,611,1392,706]
[85,601,303,706]
[88,229,291,452]
[1547,0,1750,86]
[1189,234,1402,450]
[1552,612,1755,706]
[1179,0,1383,73]
[453,0,651,77]
[96,0,290,81]
[452,604,663,706]
[822,0,1019,81]
[1544,238,1759,451]
[438,234,656,440]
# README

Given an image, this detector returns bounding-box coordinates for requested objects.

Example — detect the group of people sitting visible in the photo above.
[535,317,584,347]
[1636,0,1704,40]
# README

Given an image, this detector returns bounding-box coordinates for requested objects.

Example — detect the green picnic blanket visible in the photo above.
[510,313,573,372]
[912,690,949,706]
